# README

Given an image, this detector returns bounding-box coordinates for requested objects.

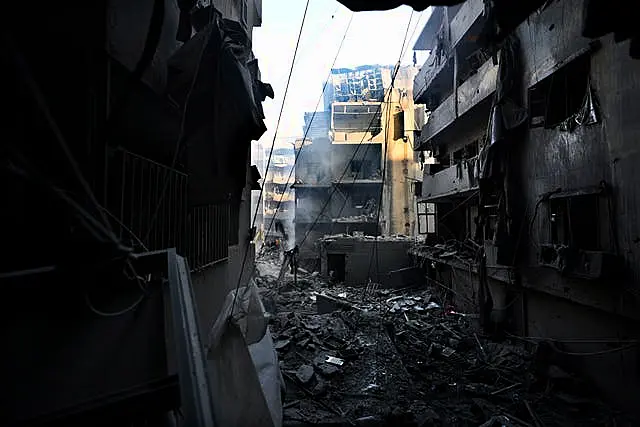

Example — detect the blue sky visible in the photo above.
[253,1,432,148]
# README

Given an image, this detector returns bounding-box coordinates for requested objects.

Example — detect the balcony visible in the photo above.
[421,158,478,201]
[417,56,497,148]
[412,0,496,147]
[420,92,456,143]
[330,102,383,144]
[413,0,485,105]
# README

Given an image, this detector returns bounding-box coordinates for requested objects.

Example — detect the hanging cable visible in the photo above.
[231,0,311,313]
[262,12,355,246]
[369,11,415,280]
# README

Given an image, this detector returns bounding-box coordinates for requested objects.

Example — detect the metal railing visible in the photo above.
[108,149,230,271]
[109,149,188,253]
[186,203,230,270]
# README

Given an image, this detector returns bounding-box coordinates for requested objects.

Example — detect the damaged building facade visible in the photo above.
[3,0,283,426]
[263,145,296,247]
[408,0,640,412]
[294,65,425,268]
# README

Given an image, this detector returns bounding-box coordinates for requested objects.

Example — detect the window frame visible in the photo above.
[417,201,436,235]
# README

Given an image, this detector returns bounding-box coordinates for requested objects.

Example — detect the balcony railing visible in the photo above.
[108,149,188,253]
[186,203,229,270]
[421,158,479,201]
[107,148,230,272]
[417,56,497,147]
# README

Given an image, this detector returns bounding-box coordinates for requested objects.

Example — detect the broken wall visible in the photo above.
[320,237,412,286]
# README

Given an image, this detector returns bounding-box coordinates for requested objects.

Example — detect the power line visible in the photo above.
[369,11,415,280]
[231,0,311,311]
[298,98,386,248]
[262,13,355,246]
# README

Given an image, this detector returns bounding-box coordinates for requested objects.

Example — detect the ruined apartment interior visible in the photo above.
[2,0,640,426]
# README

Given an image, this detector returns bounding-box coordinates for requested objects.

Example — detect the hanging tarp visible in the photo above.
[166,15,270,204]
[479,34,528,181]
[206,280,284,427]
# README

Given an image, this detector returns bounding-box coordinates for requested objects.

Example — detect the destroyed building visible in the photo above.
[263,145,296,247]
[294,65,425,268]
[252,140,266,249]
[406,0,640,414]
[3,0,282,426]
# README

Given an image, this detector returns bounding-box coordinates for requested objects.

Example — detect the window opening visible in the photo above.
[417,202,436,234]
[528,54,591,128]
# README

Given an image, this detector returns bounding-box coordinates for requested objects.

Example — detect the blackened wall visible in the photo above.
[508,0,640,413]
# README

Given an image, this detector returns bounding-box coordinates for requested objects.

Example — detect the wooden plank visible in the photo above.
[458,58,498,116]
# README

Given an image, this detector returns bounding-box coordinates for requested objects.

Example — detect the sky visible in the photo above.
[253,1,432,149]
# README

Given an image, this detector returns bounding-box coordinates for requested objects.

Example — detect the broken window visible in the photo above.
[417,202,436,235]
[393,111,405,140]
[452,140,479,162]
[528,53,591,129]
[548,193,603,251]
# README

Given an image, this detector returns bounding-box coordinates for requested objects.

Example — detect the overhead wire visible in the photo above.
[296,10,417,249]
[298,86,403,247]
[298,94,388,248]
[369,10,415,280]
[262,12,355,246]
[231,0,311,312]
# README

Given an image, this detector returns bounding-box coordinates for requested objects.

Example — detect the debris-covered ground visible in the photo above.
[256,257,636,427]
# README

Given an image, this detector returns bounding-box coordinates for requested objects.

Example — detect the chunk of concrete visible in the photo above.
[295,364,315,384]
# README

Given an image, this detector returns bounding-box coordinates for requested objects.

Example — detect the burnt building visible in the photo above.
[2,0,279,425]
[294,65,425,269]
[263,145,296,247]
[409,0,640,413]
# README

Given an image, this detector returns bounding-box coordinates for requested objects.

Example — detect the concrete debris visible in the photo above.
[295,364,315,385]
[321,233,415,242]
[255,260,636,427]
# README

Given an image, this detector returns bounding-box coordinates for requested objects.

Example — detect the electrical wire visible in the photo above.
[295,19,424,250]
[262,12,355,246]
[298,94,388,248]
[7,36,118,243]
[371,10,416,280]
[231,0,311,313]
[506,332,639,357]
[368,78,400,280]
[99,206,150,251]
[329,141,375,235]
[437,190,480,222]
[84,291,145,317]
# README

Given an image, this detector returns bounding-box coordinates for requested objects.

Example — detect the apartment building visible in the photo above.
[410,0,640,412]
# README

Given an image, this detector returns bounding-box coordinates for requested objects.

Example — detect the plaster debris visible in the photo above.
[255,259,636,427]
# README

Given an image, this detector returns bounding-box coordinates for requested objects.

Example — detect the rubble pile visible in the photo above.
[256,261,635,427]
[410,239,480,265]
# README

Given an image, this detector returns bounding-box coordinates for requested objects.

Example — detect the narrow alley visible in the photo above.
[256,244,636,426]
[2,0,640,426]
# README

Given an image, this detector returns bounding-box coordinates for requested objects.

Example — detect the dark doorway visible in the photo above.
[327,254,346,283]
